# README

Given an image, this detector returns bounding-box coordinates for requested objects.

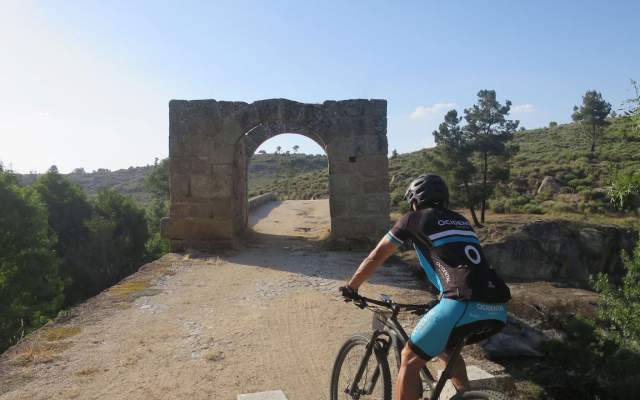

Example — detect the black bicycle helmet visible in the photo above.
[404,173,449,209]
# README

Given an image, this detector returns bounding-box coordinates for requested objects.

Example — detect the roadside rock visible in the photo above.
[482,220,638,284]
[481,317,555,359]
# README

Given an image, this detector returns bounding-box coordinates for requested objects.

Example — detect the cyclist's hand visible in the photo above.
[339,285,360,301]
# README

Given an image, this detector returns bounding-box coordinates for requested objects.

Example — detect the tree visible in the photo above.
[572,90,612,153]
[83,190,149,294]
[276,146,281,154]
[432,110,482,226]
[33,167,93,305]
[464,90,519,223]
[293,145,299,154]
[258,150,267,155]
[0,168,64,351]
[623,79,640,136]
[143,158,170,258]
[391,149,398,158]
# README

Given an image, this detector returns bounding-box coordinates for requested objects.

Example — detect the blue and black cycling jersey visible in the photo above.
[385,206,510,359]
[386,206,510,304]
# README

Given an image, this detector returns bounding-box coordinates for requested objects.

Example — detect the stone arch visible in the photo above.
[162,98,389,251]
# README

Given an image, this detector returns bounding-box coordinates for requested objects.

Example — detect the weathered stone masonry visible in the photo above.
[161,98,390,251]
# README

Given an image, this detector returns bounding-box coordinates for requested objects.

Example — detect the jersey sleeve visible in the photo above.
[385,213,412,246]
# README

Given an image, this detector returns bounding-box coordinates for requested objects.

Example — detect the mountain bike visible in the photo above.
[330,294,508,400]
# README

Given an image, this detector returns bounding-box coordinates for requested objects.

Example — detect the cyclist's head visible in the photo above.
[404,173,449,210]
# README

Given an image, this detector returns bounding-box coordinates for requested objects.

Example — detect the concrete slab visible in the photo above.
[237,390,288,400]
[436,365,514,399]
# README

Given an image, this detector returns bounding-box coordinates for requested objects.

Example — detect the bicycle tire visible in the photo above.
[330,333,392,400]
[450,389,509,400]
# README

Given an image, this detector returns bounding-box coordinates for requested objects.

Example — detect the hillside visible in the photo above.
[15,117,639,217]
[245,116,640,219]
[18,166,154,204]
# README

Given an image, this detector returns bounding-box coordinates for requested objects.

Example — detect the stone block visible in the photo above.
[170,203,222,218]
[238,390,288,400]
[435,366,514,399]
[328,161,355,174]
[363,176,389,194]
[371,99,387,117]
[329,195,349,217]
[210,144,236,164]
[330,173,362,194]
[356,156,388,178]
[166,217,234,240]
[170,173,191,201]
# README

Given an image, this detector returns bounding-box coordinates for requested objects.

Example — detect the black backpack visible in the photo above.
[408,227,511,304]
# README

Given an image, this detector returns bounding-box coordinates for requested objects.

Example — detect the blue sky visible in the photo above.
[1,0,638,173]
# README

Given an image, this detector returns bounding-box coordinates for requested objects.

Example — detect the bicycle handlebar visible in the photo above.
[344,294,438,314]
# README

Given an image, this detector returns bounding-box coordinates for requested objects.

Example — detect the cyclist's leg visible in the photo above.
[400,299,467,398]
[438,349,469,391]
[443,302,508,392]
[395,343,426,400]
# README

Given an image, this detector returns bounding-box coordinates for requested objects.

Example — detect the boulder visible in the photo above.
[482,220,638,284]
[537,176,561,195]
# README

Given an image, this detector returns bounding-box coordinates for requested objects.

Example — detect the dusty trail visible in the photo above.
[0,200,430,400]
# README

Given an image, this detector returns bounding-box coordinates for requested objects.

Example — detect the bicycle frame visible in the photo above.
[347,296,467,400]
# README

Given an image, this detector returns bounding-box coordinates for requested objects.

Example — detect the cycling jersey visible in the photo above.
[386,207,510,303]
[386,206,510,359]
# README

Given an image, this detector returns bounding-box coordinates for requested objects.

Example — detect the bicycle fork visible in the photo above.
[346,330,391,398]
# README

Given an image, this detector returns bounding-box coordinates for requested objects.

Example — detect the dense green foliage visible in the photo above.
[143,159,170,257]
[1,167,151,352]
[81,190,149,293]
[0,168,64,350]
[33,167,93,305]
[543,241,640,399]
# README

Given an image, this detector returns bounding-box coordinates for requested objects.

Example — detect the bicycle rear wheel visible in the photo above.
[330,333,392,400]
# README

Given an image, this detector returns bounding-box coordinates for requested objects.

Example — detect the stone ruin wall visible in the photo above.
[161,98,389,251]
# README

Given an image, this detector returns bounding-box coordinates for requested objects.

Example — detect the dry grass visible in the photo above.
[42,326,81,342]
[108,280,152,297]
[75,367,101,377]
[12,340,72,366]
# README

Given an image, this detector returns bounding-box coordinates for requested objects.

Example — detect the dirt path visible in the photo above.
[0,200,430,400]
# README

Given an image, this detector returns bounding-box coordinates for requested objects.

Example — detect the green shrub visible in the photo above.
[542,241,640,399]
[0,169,64,351]
[522,203,544,214]
[609,170,640,211]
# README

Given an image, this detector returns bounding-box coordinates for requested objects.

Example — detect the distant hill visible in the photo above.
[18,166,154,204]
[15,116,639,214]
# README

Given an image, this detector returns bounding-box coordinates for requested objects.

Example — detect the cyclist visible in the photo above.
[340,173,510,400]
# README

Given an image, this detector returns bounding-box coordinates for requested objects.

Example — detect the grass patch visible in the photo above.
[75,367,101,377]
[42,326,81,342]
[108,280,152,297]
[12,340,72,366]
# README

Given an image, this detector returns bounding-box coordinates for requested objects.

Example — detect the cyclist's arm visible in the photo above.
[347,236,398,290]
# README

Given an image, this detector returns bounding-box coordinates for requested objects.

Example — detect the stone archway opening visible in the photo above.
[246,133,330,240]
[162,98,390,252]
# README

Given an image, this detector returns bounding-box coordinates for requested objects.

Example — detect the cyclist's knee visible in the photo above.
[400,344,427,370]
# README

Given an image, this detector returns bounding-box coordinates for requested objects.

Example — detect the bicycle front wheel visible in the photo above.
[330,333,392,400]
